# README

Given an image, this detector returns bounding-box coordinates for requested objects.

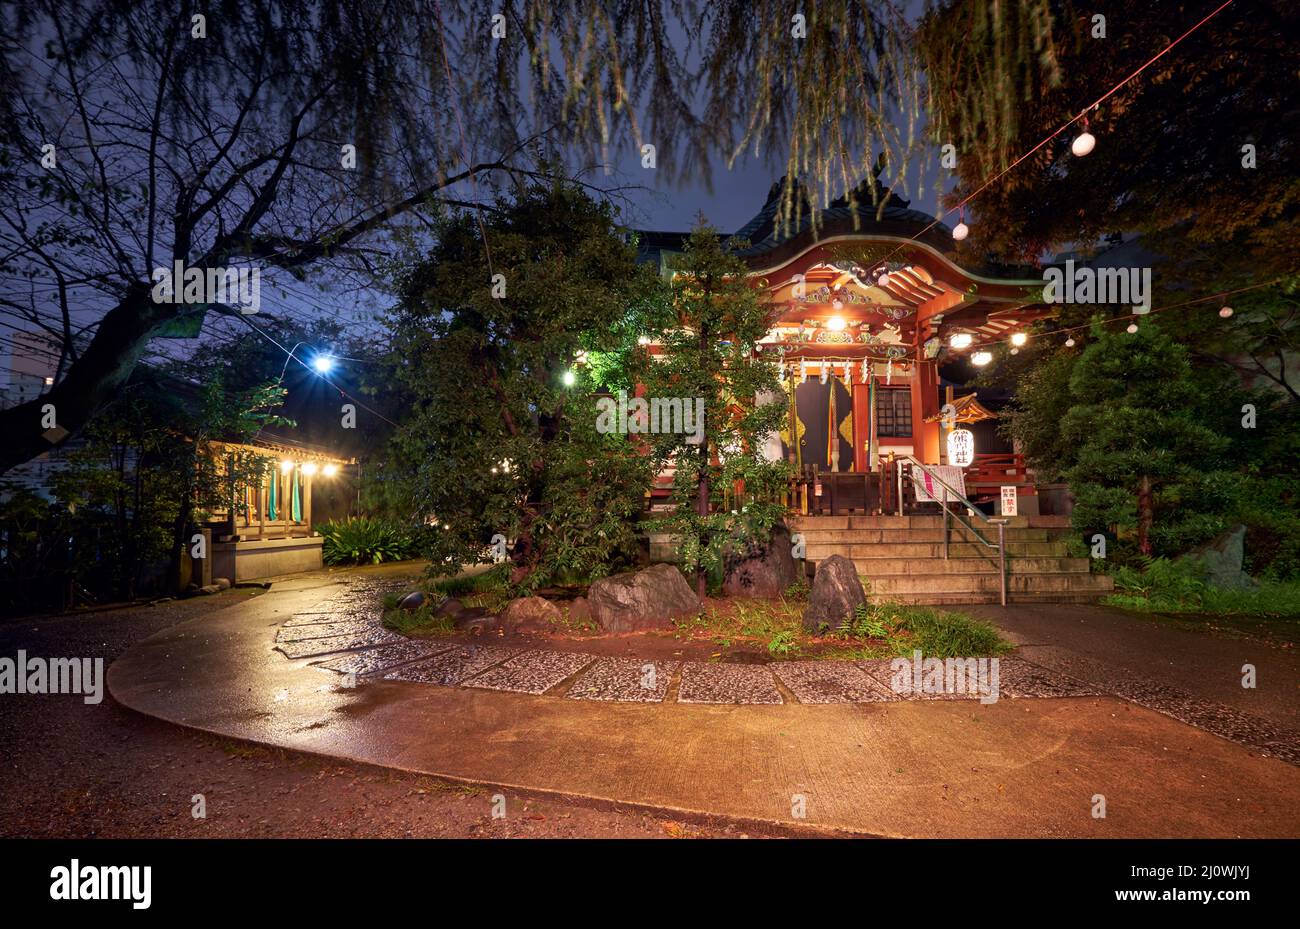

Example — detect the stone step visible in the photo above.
[806,541,1070,559]
[851,557,1091,576]
[789,514,1072,530]
[862,572,1114,595]
[799,527,1059,543]
[870,590,1111,605]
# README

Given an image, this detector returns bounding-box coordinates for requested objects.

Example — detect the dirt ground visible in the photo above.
[0,589,765,839]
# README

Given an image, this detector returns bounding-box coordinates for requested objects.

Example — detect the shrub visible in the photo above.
[319,517,416,565]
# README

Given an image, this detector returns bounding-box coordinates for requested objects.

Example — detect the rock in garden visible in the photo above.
[455,610,500,636]
[213,577,232,590]
[587,563,701,633]
[802,555,867,632]
[434,596,463,617]
[397,590,426,611]
[722,524,799,598]
[1178,525,1257,590]
[499,596,562,634]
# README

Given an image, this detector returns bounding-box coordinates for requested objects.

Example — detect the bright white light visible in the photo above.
[1010,332,1028,347]
[971,351,993,367]
[1127,322,1139,333]
[949,332,973,350]
[1219,306,1234,318]
[1071,132,1096,157]
[562,370,576,386]
[302,462,318,476]
[312,355,335,374]
[827,316,846,331]
[878,272,891,287]
[1065,337,1076,347]
[280,460,293,473]
[322,463,339,477]
[952,222,969,241]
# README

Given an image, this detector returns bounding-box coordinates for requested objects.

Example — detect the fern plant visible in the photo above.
[319,517,416,565]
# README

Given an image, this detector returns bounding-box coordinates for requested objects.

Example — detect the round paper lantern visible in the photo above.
[1071,131,1096,157]
[947,428,975,467]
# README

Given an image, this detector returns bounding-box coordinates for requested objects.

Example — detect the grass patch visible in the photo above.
[675,596,1010,660]
[381,603,456,637]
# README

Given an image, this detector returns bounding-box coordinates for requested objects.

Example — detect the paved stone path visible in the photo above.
[272,579,1300,765]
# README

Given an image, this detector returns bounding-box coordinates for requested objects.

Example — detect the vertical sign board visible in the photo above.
[1000,485,1018,517]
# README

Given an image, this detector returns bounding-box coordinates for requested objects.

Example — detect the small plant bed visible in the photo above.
[380,598,457,637]
[672,597,1011,662]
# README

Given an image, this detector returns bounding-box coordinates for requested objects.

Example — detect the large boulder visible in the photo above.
[802,555,867,632]
[499,596,562,634]
[587,564,701,633]
[722,524,800,598]
[1178,525,1257,590]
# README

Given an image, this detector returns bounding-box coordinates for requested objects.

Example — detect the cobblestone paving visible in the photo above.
[275,619,385,643]
[283,610,378,627]
[384,646,520,686]
[677,662,783,704]
[275,629,403,659]
[312,640,453,677]
[268,607,1300,764]
[772,661,895,704]
[996,657,1103,699]
[566,657,679,703]
[465,650,597,695]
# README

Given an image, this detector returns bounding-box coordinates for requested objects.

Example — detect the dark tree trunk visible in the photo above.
[1136,474,1154,557]
[695,435,709,599]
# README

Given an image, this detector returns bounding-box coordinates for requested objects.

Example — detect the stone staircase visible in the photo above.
[788,514,1114,605]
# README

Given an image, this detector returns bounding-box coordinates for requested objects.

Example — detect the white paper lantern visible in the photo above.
[947,428,975,467]
[1071,131,1096,157]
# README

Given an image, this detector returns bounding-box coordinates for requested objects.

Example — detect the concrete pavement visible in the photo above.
[107,569,1300,837]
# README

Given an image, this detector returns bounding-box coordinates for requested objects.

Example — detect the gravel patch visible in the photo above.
[275,619,382,642]
[566,657,679,702]
[384,646,520,686]
[772,661,895,704]
[677,662,782,704]
[997,657,1102,699]
[275,629,403,659]
[465,650,596,695]
[312,640,454,677]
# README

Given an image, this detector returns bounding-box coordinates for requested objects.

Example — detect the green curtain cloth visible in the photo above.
[268,470,278,521]
[291,466,302,522]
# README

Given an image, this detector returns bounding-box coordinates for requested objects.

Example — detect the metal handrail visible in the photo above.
[898,454,1009,606]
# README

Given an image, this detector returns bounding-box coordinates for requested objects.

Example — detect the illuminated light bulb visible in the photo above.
[1010,332,1028,347]
[322,464,338,477]
[280,460,293,473]
[1065,337,1076,347]
[827,316,846,331]
[949,332,973,350]
[1010,347,1020,355]
[1126,323,1139,334]
[952,222,969,241]
[1219,306,1234,318]
[832,299,843,311]
[562,370,576,387]
[878,272,891,287]
[312,354,335,374]
[971,351,993,367]
[1071,131,1096,157]
[301,462,318,476]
